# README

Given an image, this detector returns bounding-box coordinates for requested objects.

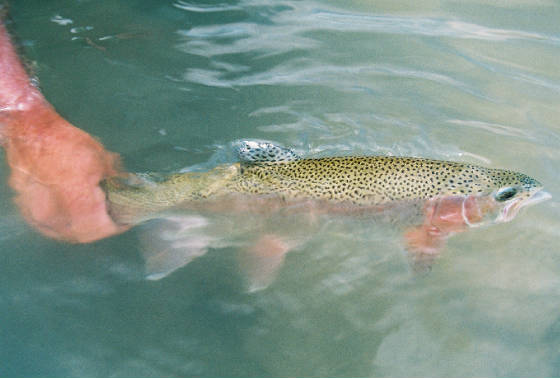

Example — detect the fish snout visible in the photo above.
[526,189,552,206]
[496,188,550,223]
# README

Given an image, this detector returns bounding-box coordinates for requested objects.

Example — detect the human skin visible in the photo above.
[0,19,129,243]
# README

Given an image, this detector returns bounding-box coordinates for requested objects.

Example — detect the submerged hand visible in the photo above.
[2,105,129,242]
[0,18,128,243]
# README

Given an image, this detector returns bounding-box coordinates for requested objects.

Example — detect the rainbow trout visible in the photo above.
[102,141,550,286]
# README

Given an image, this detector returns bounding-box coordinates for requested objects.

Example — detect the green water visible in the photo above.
[2,0,560,377]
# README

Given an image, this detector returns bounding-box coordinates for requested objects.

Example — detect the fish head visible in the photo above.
[411,168,550,255]
[483,169,550,224]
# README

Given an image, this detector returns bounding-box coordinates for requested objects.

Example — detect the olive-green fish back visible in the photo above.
[227,156,519,205]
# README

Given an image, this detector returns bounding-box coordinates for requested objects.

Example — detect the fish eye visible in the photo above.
[495,187,518,202]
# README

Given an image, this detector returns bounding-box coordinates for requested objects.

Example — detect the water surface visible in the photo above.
[2,0,560,377]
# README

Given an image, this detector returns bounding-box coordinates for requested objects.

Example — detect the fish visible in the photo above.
[102,141,550,288]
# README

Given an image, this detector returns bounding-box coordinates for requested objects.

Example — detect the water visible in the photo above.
[2,0,560,376]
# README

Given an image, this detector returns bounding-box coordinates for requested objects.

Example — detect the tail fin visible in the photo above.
[0,8,43,112]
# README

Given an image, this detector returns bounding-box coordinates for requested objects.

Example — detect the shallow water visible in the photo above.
[2,0,560,377]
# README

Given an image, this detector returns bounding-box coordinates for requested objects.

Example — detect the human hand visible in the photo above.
[2,105,129,243]
[0,18,128,243]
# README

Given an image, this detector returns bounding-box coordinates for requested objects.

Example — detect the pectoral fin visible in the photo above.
[404,224,447,256]
[403,224,447,273]
[403,196,470,272]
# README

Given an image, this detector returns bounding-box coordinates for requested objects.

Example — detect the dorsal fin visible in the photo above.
[236,140,300,164]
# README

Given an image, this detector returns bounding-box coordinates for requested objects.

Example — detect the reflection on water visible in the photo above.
[2,0,560,377]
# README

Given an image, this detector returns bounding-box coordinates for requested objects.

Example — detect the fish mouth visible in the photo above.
[496,189,551,223]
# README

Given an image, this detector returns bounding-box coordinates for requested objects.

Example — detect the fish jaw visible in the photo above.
[495,189,551,223]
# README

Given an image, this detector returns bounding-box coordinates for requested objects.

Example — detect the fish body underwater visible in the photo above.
[102,141,550,288]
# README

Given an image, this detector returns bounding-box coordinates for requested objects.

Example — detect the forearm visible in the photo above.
[0,19,44,113]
